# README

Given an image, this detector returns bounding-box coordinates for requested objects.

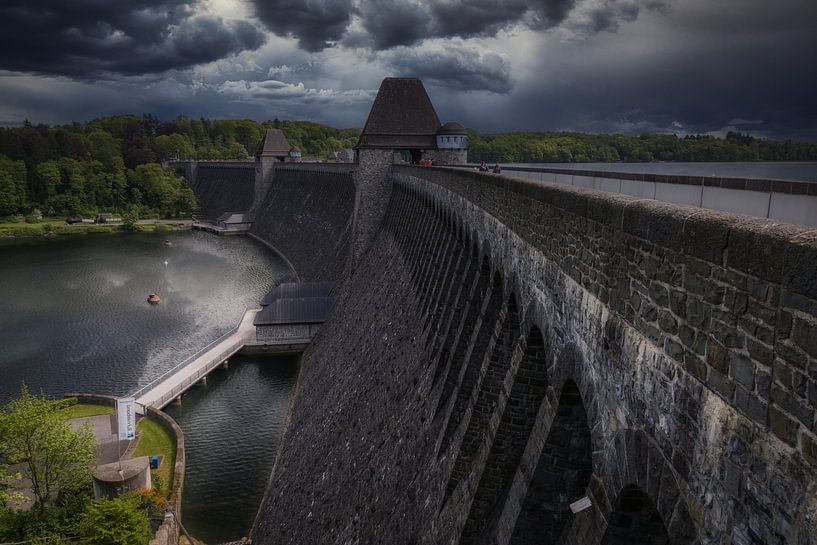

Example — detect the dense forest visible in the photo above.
[467,130,817,163]
[0,115,360,218]
[1,113,815,219]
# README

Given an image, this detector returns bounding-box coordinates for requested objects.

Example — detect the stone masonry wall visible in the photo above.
[252,165,817,545]
[250,165,356,281]
[188,163,255,219]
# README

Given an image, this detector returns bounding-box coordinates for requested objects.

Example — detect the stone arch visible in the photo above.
[436,263,501,447]
[445,291,521,499]
[431,241,488,390]
[428,232,480,376]
[459,325,550,544]
[600,485,670,545]
[508,379,594,545]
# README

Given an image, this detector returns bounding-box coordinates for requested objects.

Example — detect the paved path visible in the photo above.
[135,309,259,410]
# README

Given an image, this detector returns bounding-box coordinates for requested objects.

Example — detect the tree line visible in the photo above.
[2,114,815,219]
[467,131,817,163]
[0,115,361,219]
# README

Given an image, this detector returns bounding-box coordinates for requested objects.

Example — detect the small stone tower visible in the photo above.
[255,128,296,208]
[435,122,468,165]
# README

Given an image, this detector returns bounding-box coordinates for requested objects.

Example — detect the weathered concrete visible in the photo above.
[251,164,356,281]
[251,165,817,545]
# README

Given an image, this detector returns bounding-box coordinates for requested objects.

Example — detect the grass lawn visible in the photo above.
[132,417,176,498]
[62,403,115,419]
[0,217,182,237]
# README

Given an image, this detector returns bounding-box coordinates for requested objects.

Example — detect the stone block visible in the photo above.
[685,297,710,329]
[755,369,772,400]
[727,222,787,283]
[683,352,707,382]
[746,338,774,367]
[791,318,817,359]
[769,405,799,447]
[649,282,670,307]
[682,212,729,264]
[783,233,817,300]
[665,338,684,363]
[772,359,793,388]
[708,369,736,401]
[776,342,808,370]
[771,384,814,428]
[729,352,756,390]
[802,433,817,467]
[734,387,767,425]
[707,340,729,374]
[658,310,678,335]
[710,319,744,349]
[776,311,793,340]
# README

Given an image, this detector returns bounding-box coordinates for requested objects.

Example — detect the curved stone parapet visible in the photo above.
[249,164,357,281]
[252,165,817,545]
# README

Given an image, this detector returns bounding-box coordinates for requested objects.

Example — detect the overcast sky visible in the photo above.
[0,0,815,139]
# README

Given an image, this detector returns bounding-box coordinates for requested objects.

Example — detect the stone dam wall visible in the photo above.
[180,161,256,219]
[251,165,817,545]
[249,164,356,281]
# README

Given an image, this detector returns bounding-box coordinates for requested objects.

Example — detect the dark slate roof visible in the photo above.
[254,296,335,325]
[261,282,334,306]
[259,129,292,156]
[217,212,255,224]
[437,121,466,134]
[357,78,441,149]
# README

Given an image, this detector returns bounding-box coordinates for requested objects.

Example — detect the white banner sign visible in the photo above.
[117,397,136,440]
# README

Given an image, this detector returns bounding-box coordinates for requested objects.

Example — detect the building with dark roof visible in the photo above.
[356,78,467,165]
[255,282,336,342]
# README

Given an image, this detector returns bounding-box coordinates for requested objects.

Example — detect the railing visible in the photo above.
[131,308,255,405]
[442,165,817,227]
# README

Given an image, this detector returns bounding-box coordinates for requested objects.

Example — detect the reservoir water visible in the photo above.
[0,230,297,541]
[507,161,817,182]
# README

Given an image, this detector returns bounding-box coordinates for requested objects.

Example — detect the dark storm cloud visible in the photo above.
[250,0,354,52]
[467,0,817,139]
[353,0,575,50]
[0,0,266,77]
[253,0,660,52]
[382,45,514,94]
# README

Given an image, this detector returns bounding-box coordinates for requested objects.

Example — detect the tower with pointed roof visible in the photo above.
[349,77,467,270]
[255,128,300,207]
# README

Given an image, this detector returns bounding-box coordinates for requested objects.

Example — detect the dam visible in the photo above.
[175,78,817,545]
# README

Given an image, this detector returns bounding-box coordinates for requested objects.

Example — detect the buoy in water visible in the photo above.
[147,292,161,304]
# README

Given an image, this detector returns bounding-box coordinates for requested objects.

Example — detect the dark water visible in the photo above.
[507,161,817,182]
[165,354,299,543]
[0,230,293,402]
[0,231,299,542]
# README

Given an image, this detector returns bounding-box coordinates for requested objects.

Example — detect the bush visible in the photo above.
[25,209,42,223]
[78,494,151,545]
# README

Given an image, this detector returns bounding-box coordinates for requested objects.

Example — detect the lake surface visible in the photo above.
[507,161,817,182]
[0,230,298,542]
[0,230,293,402]
[165,354,299,543]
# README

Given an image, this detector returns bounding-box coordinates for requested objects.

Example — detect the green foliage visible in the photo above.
[78,494,151,545]
[466,130,817,163]
[1,114,814,226]
[0,385,96,514]
[121,206,141,231]
[132,418,176,498]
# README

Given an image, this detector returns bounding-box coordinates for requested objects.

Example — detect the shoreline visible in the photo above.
[0,220,192,240]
